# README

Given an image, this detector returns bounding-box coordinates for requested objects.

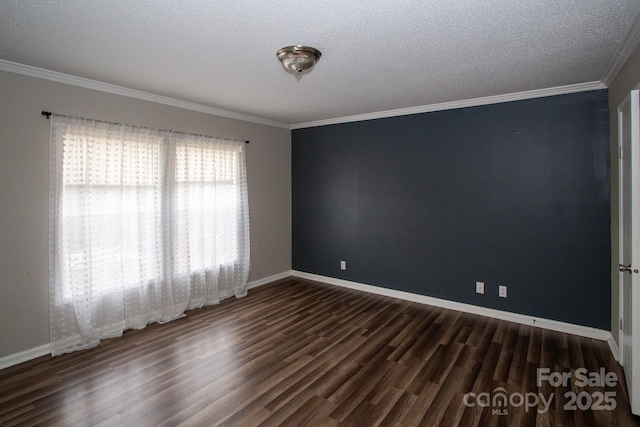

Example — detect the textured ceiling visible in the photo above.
[1,1,639,126]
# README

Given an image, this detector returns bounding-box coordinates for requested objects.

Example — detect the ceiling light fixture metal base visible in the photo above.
[277,45,322,74]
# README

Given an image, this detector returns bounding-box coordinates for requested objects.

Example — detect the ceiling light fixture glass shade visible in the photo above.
[277,45,322,74]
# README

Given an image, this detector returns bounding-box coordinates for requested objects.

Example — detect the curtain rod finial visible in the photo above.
[42,111,52,119]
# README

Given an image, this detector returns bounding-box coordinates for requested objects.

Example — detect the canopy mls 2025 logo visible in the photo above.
[462,367,618,416]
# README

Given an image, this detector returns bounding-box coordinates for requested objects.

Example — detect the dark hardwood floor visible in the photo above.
[1,277,638,426]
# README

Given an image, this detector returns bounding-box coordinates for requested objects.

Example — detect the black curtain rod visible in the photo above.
[41,111,249,144]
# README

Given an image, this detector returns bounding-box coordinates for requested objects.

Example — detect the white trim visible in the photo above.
[0,59,609,131]
[601,13,640,87]
[247,270,292,290]
[0,344,50,371]
[618,99,627,366]
[291,82,606,129]
[0,271,291,370]
[609,333,621,362]
[291,271,619,359]
[0,59,290,130]
[0,270,619,370]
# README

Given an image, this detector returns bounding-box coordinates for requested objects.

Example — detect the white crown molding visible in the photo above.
[0,59,611,132]
[291,81,606,129]
[291,271,618,360]
[0,59,290,129]
[601,12,640,87]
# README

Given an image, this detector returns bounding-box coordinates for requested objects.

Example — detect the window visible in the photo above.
[61,134,161,297]
[173,144,240,273]
[49,115,250,355]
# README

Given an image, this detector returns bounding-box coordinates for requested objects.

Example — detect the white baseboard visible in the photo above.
[0,344,50,371]
[291,270,620,361]
[608,334,620,362]
[248,270,292,290]
[0,271,293,371]
[1,270,619,371]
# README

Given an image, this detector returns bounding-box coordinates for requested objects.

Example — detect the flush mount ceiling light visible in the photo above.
[276,45,322,75]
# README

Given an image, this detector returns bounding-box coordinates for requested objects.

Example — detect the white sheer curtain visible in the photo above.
[49,115,250,356]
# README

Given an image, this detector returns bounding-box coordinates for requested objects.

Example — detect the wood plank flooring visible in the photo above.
[1,277,638,426]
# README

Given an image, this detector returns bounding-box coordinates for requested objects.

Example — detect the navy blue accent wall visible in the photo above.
[292,90,610,329]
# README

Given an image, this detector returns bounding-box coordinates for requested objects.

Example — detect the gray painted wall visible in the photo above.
[609,42,640,344]
[0,70,292,359]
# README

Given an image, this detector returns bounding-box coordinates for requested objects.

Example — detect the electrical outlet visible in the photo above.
[476,281,485,294]
[499,285,507,298]
[340,260,346,270]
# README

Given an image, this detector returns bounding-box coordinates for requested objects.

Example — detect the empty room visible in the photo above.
[2,1,640,426]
